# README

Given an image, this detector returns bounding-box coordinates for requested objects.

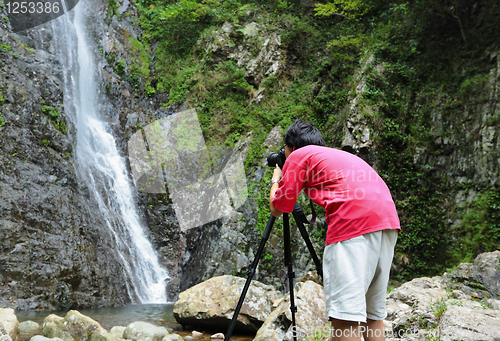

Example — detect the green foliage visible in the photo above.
[160,0,208,21]
[106,52,117,65]
[41,106,67,134]
[136,0,243,57]
[106,0,119,19]
[114,59,126,77]
[0,2,4,9]
[314,0,370,19]
[130,0,500,280]
[431,298,447,320]
[145,81,156,96]
[0,116,4,127]
[41,105,60,118]
[452,188,500,263]
[127,63,141,89]
[42,139,50,145]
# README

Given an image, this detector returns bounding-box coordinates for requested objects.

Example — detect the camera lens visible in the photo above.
[267,150,286,169]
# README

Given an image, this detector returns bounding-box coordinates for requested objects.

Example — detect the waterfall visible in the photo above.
[52,1,169,304]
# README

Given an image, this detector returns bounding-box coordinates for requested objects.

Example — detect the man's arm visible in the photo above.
[269,165,284,217]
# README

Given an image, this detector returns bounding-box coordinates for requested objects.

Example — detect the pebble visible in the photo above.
[192,331,203,338]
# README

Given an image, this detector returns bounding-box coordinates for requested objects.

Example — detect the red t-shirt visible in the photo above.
[272,145,400,245]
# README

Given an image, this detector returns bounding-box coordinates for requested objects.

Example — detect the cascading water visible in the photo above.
[52,1,169,303]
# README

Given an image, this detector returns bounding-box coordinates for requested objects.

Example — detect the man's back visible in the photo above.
[272,145,400,244]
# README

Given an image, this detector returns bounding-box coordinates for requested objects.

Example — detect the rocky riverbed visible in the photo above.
[2,251,499,341]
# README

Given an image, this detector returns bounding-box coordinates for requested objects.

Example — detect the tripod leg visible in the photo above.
[292,210,323,280]
[283,213,298,341]
[224,214,276,341]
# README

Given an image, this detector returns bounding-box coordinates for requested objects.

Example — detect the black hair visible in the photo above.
[283,119,326,150]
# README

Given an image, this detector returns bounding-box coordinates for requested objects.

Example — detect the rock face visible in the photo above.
[174,275,279,333]
[445,250,500,299]
[0,5,133,309]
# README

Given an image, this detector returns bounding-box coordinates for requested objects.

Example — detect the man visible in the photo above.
[269,119,400,341]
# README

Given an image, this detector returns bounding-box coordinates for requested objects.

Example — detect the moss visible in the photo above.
[22,43,35,54]
[0,42,19,58]
[128,37,151,78]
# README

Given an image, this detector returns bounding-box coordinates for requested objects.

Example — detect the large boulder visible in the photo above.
[41,311,116,341]
[445,250,500,299]
[174,275,279,333]
[0,308,19,341]
[436,304,500,341]
[253,280,329,341]
[386,276,448,333]
[123,322,169,341]
[385,273,500,341]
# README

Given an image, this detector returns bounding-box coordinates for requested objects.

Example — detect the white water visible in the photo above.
[52,1,169,303]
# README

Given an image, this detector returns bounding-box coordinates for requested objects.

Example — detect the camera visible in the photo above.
[267,148,286,169]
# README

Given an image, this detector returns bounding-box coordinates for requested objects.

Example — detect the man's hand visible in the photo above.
[269,165,284,217]
[272,165,282,182]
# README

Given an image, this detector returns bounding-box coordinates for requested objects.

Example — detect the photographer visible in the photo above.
[269,119,400,341]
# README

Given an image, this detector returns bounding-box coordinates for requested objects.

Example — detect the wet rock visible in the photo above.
[0,308,19,341]
[123,322,169,341]
[174,275,279,334]
[18,321,42,341]
[41,311,115,341]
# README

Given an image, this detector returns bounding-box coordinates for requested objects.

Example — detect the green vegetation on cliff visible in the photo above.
[127,0,500,279]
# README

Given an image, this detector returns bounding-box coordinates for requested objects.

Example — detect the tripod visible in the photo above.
[224,203,323,341]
